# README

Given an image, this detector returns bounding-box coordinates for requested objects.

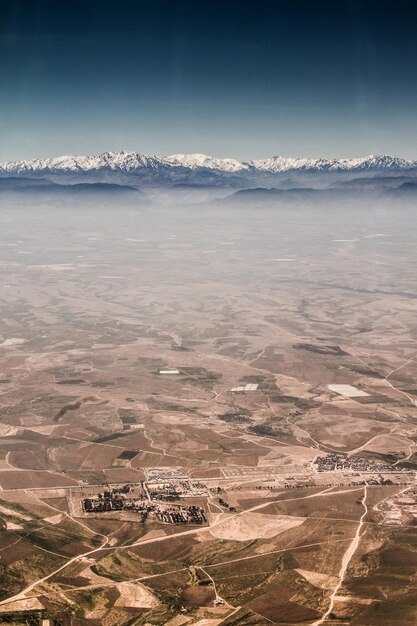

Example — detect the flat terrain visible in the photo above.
[0,197,416,624]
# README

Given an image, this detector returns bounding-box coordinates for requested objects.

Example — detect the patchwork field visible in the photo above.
[0,201,416,624]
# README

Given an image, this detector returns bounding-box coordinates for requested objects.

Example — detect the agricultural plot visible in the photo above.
[0,202,416,623]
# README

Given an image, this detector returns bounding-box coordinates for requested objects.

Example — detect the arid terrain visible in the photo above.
[0,197,416,625]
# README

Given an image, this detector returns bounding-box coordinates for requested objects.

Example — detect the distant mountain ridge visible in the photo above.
[0,177,138,194]
[0,151,415,188]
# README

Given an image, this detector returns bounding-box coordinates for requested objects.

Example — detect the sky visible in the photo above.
[1,0,417,161]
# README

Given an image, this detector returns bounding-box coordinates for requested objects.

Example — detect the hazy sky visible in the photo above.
[1,0,417,161]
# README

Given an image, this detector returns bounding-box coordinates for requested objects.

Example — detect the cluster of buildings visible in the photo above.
[82,485,150,520]
[315,453,401,473]
[145,466,188,481]
[219,412,251,424]
[218,497,237,512]
[147,479,207,499]
[156,505,207,524]
[81,482,208,526]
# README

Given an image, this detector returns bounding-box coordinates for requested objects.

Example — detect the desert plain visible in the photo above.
[0,197,416,625]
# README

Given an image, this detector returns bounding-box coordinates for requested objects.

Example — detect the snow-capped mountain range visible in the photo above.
[0,151,415,187]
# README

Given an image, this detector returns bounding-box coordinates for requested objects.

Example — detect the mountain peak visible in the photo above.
[0,151,415,186]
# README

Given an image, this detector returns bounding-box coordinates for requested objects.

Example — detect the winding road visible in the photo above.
[0,485,359,609]
[311,484,368,625]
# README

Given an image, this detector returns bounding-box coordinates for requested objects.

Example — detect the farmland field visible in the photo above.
[0,199,416,624]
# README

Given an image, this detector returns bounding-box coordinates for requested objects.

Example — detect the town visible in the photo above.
[314,452,410,474]
[82,483,207,525]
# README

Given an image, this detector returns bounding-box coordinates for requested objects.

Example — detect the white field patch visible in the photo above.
[0,424,20,437]
[6,521,23,530]
[231,383,258,392]
[327,384,369,398]
[210,513,305,541]
[114,582,159,608]
[0,597,45,613]
[27,264,90,271]
[0,337,25,347]
[295,568,338,590]
[99,275,125,279]
[25,425,57,435]
[44,513,65,525]
[191,617,224,626]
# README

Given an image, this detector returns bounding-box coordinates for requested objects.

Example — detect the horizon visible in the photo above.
[1,148,416,165]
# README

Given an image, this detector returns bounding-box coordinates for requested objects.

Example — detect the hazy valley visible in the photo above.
[0,181,416,624]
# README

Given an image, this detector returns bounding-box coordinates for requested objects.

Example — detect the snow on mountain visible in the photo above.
[0,151,165,175]
[248,154,415,173]
[165,153,246,172]
[0,151,415,185]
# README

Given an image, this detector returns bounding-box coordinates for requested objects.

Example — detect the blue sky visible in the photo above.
[1,0,417,161]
